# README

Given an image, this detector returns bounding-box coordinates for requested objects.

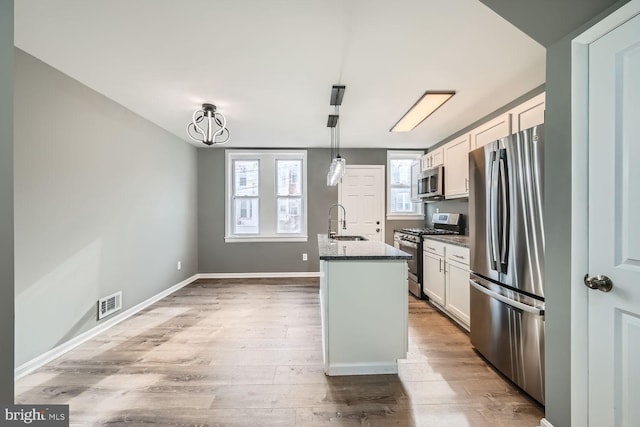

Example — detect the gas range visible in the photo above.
[393,213,464,299]
[395,213,463,242]
[396,228,459,243]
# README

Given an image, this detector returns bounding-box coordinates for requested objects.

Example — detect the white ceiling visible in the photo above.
[14,0,545,149]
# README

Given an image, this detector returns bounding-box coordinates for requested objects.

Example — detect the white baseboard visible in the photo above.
[14,274,199,380]
[197,271,321,279]
[540,418,554,427]
[326,362,399,376]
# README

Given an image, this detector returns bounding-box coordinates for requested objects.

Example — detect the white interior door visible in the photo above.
[587,10,640,426]
[338,165,385,241]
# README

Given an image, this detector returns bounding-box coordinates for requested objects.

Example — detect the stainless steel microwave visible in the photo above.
[417,165,445,200]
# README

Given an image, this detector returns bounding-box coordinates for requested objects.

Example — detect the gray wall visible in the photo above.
[425,199,469,234]
[477,1,629,426]
[544,32,573,427]
[0,0,14,404]
[479,0,624,47]
[198,148,424,273]
[13,50,199,367]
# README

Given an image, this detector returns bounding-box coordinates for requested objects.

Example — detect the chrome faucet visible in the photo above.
[328,203,347,238]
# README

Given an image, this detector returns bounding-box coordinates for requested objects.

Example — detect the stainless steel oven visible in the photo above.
[417,165,445,200]
[394,232,420,297]
[394,213,464,299]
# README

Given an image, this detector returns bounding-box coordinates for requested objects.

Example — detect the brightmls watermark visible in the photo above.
[1,405,68,426]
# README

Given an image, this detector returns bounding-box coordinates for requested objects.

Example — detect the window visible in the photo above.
[387,151,424,220]
[226,150,307,242]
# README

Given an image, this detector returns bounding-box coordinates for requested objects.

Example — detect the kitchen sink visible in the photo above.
[330,235,368,241]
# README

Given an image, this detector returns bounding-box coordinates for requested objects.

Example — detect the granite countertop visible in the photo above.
[318,234,412,260]
[423,234,470,248]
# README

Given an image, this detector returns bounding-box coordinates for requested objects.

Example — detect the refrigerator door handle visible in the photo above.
[469,280,544,316]
[498,152,510,271]
[489,152,500,270]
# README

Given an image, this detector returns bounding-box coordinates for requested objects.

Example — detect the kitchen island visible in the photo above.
[317,234,411,375]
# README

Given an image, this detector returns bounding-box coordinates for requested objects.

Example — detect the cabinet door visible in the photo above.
[430,147,444,167]
[421,154,430,171]
[423,251,445,306]
[410,160,420,202]
[444,134,470,198]
[470,113,511,150]
[445,259,470,328]
[510,92,545,131]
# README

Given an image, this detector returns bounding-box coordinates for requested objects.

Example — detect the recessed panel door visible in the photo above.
[587,11,640,426]
[338,165,385,242]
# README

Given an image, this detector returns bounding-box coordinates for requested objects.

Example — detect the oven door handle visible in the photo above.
[399,240,418,249]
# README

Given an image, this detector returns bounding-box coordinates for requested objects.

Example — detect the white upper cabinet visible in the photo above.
[432,92,545,201]
[443,134,471,199]
[510,92,545,132]
[420,147,444,171]
[470,112,512,150]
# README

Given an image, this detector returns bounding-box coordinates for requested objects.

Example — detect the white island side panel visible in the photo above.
[321,259,408,375]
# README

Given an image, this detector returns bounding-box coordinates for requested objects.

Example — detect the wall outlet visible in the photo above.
[177,261,182,270]
[302,253,308,261]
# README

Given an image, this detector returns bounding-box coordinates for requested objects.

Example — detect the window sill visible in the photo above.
[386,214,425,221]
[225,236,308,243]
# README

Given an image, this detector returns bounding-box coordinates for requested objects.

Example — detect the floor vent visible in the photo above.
[97,291,122,320]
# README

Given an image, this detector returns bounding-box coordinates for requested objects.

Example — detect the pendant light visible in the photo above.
[326,85,346,186]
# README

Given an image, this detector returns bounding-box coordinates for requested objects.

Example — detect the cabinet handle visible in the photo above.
[465,178,469,192]
[439,258,443,272]
[427,246,436,251]
[452,254,465,259]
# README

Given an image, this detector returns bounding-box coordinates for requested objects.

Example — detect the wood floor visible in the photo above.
[15,278,544,426]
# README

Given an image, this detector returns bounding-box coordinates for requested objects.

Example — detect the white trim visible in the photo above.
[224,236,308,243]
[570,2,640,425]
[197,271,322,279]
[387,214,425,221]
[540,418,555,427]
[14,274,198,380]
[325,362,398,376]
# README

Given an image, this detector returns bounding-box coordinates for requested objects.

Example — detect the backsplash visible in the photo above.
[425,199,469,234]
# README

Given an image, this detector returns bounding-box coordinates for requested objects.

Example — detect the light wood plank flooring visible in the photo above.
[15,278,544,426]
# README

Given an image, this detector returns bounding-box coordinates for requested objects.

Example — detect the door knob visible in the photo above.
[376,228,381,232]
[583,274,613,292]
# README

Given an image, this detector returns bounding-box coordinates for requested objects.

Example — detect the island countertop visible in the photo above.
[318,234,412,260]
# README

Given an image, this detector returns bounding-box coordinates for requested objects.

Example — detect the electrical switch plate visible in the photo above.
[177,261,182,270]
[302,253,308,261]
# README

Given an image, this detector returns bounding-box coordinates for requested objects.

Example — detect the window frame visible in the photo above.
[225,150,308,243]
[386,150,424,220]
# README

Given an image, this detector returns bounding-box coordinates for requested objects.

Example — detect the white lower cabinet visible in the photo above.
[445,258,470,328]
[422,241,446,306]
[422,251,445,306]
[423,239,470,330]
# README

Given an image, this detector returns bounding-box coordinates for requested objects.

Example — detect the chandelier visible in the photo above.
[187,103,230,145]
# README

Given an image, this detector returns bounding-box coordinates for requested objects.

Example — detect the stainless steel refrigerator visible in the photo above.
[469,125,545,405]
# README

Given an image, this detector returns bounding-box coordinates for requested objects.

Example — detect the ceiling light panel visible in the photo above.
[390,91,455,132]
